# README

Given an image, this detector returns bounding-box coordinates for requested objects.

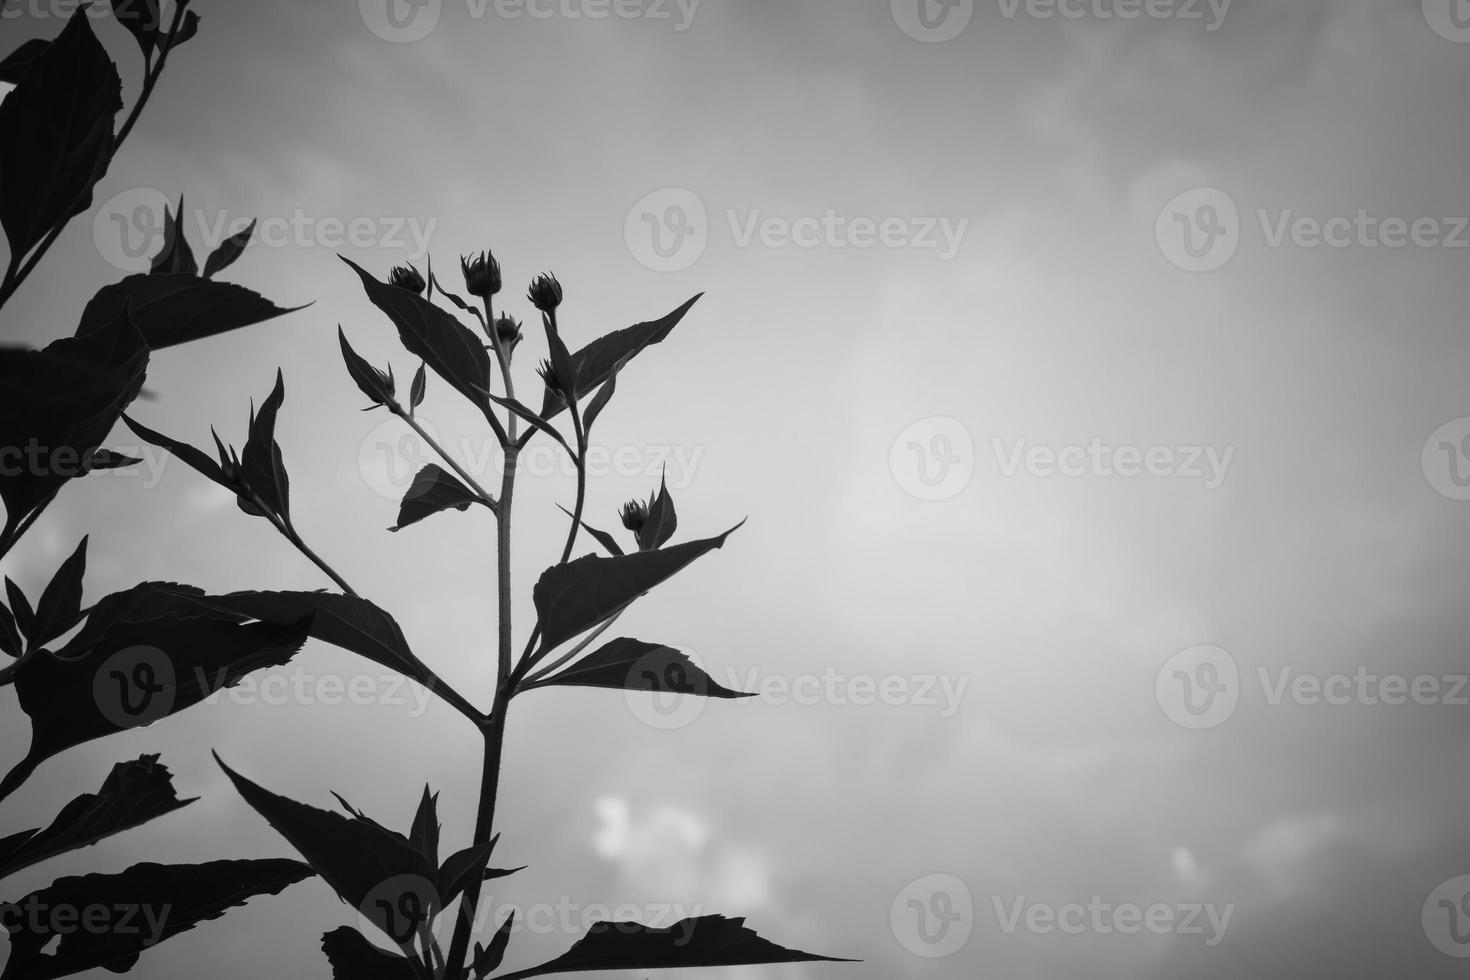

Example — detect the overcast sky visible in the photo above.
[4,0,1470,977]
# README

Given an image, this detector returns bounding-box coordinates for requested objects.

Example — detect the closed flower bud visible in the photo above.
[619,499,649,533]
[527,273,563,313]
[388,263,426,294]
[461,251,502,299]
[494,315,523,356]
[536,358,563,398]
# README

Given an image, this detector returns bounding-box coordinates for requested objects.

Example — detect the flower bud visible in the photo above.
[461,251,502,299]
[388,263,426,294]
[527,273,563,313]
[619,499,648,533]
[494,315,523,356]
[536,359,564,399]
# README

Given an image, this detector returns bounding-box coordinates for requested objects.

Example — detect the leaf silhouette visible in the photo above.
[0,39,49,84]
[121,413,231,491]
[5,579,34,647]
[239,369,290,519]
[637,475,677,551]
[31,536,88,647]
[0,10,121,262]
[0,858,312,980]
[0,754,195,880]
[437,835,497,907]
[392,464,482,532]
[473,910,515,978]
[557,506,624,557]
[540,295,701,419]
[497,915,852,980]
[321,926,420,980]
[0,610,310,802]
[110,0,166,58]
[0,309,148,546]
[216,756,442,948]
[339,326,395,408]
[77,274,307,348]
[532,639,752,700]
[342,256,492,418]
[532,522,743,652]
[202,218,255,278]
[149,197,197,275]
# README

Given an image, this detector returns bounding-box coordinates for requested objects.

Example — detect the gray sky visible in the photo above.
[4,0,1470,977]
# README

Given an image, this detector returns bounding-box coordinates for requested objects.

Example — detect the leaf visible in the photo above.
[437,836,497,907]
[487,391,574,457]
[171,9,201,46]
[122,413,231,490]
[391,464,481,532]
[0,754,195,880]
[532,522,744,652]
[342,256,492,418]
[216,756,441,948]
[473,911,515,978]
[0,309,148,543]
[581,368,617,433]
[0,10,121,262]
[5,578,33,645]
[86,448,143,470]
[498,915,852,980]
[638,475,677,551]
[338,326,395,409]
[541,295,701,420]
[557,507,624,558]
[111,0,164,58]
[202,218,254,278]
[0,39,49,84]
[149,196,197,275]
[321,926,419,980]
[410,362,427,411]
[77,274,307,349]
[0,610,310,803]
[31,536,87,647]
[0,858,312,980]
[409,786,439,867]
[0,605,20,658]
[534,639,751,700]
[239,369,290,519]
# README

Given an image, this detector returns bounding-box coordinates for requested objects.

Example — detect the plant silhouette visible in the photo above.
[0,4,850,978]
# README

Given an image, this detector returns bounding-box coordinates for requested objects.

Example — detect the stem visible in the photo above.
[391,404,498,513]
[0,0,190,312]
[276,519,358,597]
[520,607,624,688]
[444,694,510,979]
[557,404,587,568]
[0,489,56,562]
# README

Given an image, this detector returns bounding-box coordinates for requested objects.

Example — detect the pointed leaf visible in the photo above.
[86,448,143,470]
[170,9,201,46]
[0,605,20,658]
[122,414,231,490]
[239,369,289,519]
[0,611,310,802]
[321,926,419,980]
[202,218,254,278]
[0,10,121,261]
[110,0,164,58]
[5,579,33,644]
[581,369,618,433]
[499,915,852,980]
[437,835,497,907]
[533,523,743,652]
[0,754,195,880]
[487,391,574,457]
[474,911,515,978]
[0,39,49,85]
[638,476,677,551]
[557,507,624,558]
[0,858,312,980]
[77,274,308,348]
[410,362,427,411]
[149,197,197,275]
[342,256,492,418]
[31,536,87,646]
[391,464,482,532]
[541,295,701,419]
[409,786,439,867]
[535,639,751,700]
[216,756,441,947]
[338,326,395,408]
